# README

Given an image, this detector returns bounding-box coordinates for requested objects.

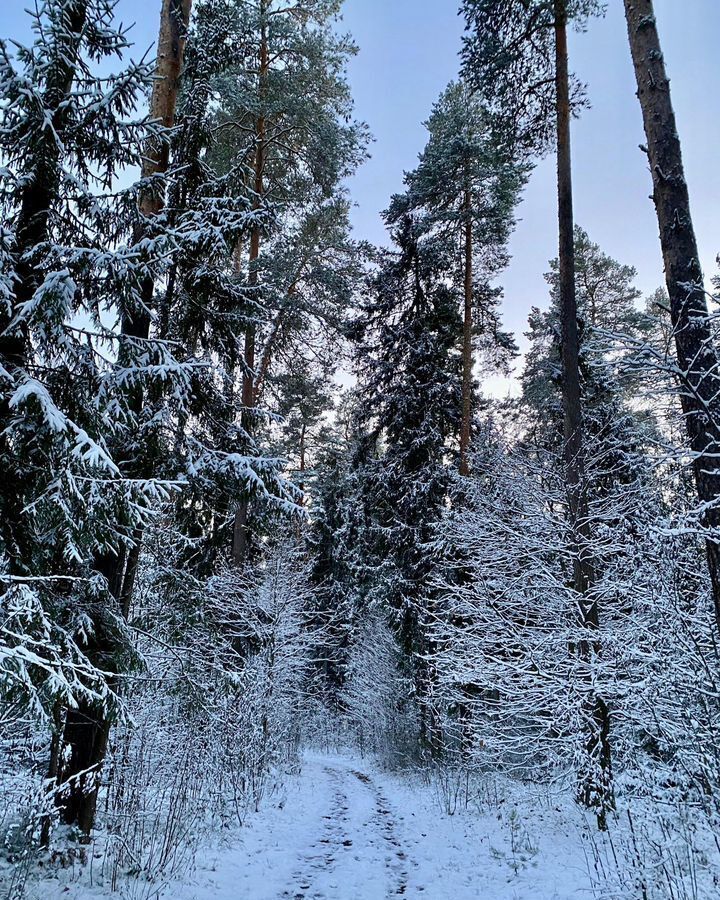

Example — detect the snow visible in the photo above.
[17,749,714,900]
[18,752,594,899]
[165,753,590,900]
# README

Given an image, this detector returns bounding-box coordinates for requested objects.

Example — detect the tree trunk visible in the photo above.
[40,702,67,847]
[57,0,193,838]
[624,0,720,631]
[119,0,193,361]
[59,705,113,835]
[140,0,194,217]
[233,3,269,565]
[97,0,193,609]
[555,0,613,829]
[459,188,474,476]
[299,422,307,503]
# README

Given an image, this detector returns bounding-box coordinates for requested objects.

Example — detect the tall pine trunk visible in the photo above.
[56,0,193,837]
[624,0,720,631]
[554,0,613,829]
[459,187,473,476]
[233,2,269,565]
[102,0,194,605]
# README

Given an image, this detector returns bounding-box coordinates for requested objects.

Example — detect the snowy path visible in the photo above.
[178,753,593,900]
[278,763,411,898]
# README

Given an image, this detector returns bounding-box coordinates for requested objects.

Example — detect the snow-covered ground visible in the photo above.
[18,751,601,899]
[171,752,591,900]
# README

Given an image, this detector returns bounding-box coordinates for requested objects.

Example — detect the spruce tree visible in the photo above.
[306,403,360,705]
[392,81,524,473]
[0,0,186,833]
[350,212,463,754]
[95,0,194,618]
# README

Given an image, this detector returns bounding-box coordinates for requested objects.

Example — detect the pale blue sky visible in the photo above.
[2,0,719,395]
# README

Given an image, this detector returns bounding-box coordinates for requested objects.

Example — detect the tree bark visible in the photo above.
[624,0,720,631]
[233,1,269,565]
[121,0,194,352]
[140,0,194,217]
[459,188,474,476]
[59,704,113,835]
[555,0,612,829]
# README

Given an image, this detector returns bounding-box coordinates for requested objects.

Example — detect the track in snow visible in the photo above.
[174,751,593,900]
[281,762,412,899]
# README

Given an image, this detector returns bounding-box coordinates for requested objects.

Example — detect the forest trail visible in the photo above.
[278,760,412,899]
[177,753,591,900]
[182,755,417,899]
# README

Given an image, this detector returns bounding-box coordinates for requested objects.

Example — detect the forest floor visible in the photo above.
[21,752,600,900]
[172,752,593,900]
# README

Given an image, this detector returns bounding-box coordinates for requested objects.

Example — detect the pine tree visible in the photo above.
[205,0,368,562]
[252,196,367,409]
[521,227,655,459]
[461,0,612,826]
